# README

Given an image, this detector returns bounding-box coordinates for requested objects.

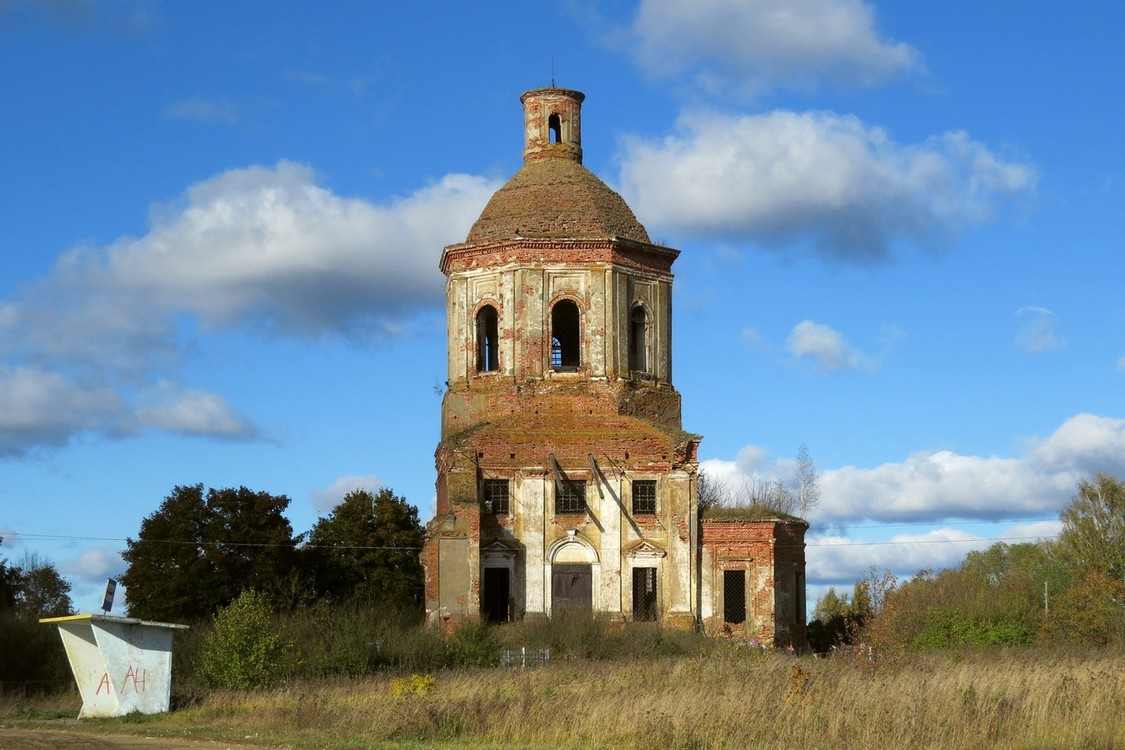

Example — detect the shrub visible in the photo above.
[197,590,284,690]
[452,620,500,667]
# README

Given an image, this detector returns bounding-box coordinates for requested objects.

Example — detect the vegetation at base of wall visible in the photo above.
[5,648,1124,750]
[169,599,716,698]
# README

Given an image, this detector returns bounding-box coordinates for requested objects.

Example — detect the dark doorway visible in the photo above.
[482,567,511,623]
[632,567,657,622]
[551,564,592,613]
[724,569,746,624]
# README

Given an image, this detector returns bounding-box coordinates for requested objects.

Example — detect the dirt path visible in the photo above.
[0,726,279,749]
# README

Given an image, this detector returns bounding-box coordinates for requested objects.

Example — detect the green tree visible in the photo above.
[807,586,852,652]
[1040,570,1125,646]
[0,555,18,612]
[9,552,73,619]
[305,488,424,609]
[122,484,300,622]
[1055,474,1125,581]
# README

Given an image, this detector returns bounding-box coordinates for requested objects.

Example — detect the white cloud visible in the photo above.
[312,474,385,513]
[787,320,875,372]
[707,415,1123,595]
[1028,413,1125,478]
[625,0,920,97]
[85,161,495,336]
[134,383,255,438]
[58,547,125,585]
[0,162,499,455]
[1015,306,1063,352]
[711,414,1125,525]
[822,451,1074,522]
[617,110,1037,261]
[807,528,985,585]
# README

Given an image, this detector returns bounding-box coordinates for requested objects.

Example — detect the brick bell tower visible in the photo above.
[422,87,701,630]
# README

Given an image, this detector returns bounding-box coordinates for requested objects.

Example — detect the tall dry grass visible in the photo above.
[38,646,1121,749]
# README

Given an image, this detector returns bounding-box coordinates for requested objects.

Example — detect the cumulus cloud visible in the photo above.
[312,474,385,513]
[623,0,920,97]
[1027,413,1125,478]
[0,162,498,456]
[1014,306,1063,352]
[709,414,1124,596]
[617,110,1037,261]
[787,320,875,372]
[710,413,1125,527]
[807,528,985,585]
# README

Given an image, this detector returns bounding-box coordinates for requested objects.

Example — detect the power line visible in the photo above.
[5,528,1058,553]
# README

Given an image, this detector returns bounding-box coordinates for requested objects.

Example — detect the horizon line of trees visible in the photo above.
[120,484,425,623]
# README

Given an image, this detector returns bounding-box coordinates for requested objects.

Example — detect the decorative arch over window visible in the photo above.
[629,304,650,373]
[476,304,499,373]
[551,299,580,371]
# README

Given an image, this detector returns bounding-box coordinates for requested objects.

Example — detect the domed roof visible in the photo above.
[465,159,651,245]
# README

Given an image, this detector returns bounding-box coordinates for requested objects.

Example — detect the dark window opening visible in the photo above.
[629,305,648,372]
[551,300,580,371]
[794,570,805,625]
[481,479,510,515]
[632,480,657,515]
[632,567,657,622]
[724,570,746,624]
[482,567,511,623]
[548,113,561,143]
[555,479,586,514]
[476,305,498,372]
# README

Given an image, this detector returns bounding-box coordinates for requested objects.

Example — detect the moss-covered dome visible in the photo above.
[466,159,650,244]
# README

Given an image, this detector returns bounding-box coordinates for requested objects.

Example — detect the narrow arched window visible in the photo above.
[629,305,649,373]
[476,305,498,372]
[551,299,580,371]
[548,113,561,143]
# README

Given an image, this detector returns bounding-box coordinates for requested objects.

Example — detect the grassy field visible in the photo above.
[3,645,1123,749]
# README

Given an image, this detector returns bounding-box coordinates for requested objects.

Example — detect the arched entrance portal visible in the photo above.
[547,533,598,615]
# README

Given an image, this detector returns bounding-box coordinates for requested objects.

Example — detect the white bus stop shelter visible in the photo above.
[40,614,188,718]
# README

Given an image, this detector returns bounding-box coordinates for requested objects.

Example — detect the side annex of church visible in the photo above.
[420,87,807,647]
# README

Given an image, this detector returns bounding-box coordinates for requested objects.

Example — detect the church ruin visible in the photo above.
[420,87,807,647]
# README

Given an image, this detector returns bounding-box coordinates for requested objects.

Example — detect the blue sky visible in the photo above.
[2,0,1122,614]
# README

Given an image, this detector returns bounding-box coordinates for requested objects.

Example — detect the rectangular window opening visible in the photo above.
[555,479,586,514]
[632,479,657,515]
[481,479,510,515]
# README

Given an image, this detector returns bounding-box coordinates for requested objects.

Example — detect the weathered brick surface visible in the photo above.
[700,517,808,648]
[422,87,808,638]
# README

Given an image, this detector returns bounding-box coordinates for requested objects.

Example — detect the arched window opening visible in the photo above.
[548,113,561,144]
[476,305,499,372]
[551,299,580,371]
[629,305,649,373]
